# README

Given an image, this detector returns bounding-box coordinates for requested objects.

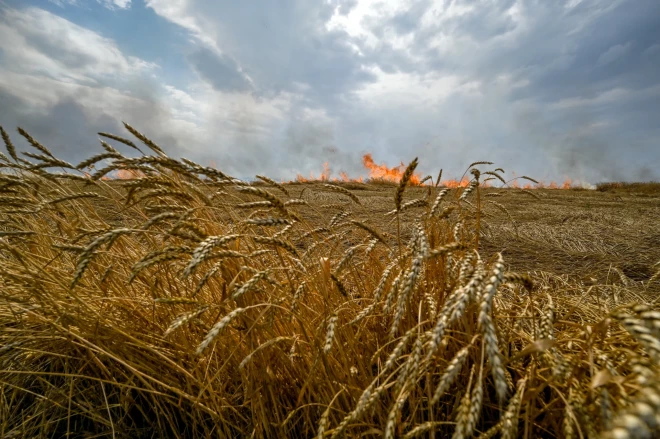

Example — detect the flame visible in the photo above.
[118,169,143,179]
[284,153,585,189]
[289,154,420,184]
[101,169,144,180]
[320,162,331,182]
[441,178,471,188]
[361,153,421,184]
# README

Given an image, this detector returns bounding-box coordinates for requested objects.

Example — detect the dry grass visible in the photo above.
[1,125,659,438]
[596,181,660,196]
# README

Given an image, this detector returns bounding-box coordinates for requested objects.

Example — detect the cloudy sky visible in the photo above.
[1,0,658,183]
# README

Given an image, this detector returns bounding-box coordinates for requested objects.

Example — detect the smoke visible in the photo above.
[509,99,658,184]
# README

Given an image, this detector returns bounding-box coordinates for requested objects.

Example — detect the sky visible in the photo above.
[0,0,659,183]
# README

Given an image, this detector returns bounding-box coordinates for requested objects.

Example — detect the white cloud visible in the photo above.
[2,0,658,183]
[105,0,132,9]
[145,0,221,50]
[356,67,466,107]
[0,6,329,176]
[0,7,155,85]
[48,0,132,10]
[326,0,409,48]
[0,63,303,169]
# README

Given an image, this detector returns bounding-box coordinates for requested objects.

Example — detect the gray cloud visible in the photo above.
[0,87,127,167]
[1,0,659,183]
[147,1,377,107]
[0,83,192,167]
[344,0,660,182]
[187,47,253,92]
[598,42,632,66]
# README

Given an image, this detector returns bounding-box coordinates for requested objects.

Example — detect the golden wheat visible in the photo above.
[1,124,659,439]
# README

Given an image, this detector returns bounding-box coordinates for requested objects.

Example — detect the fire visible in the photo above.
[320,162,331,182]
[362,153,421,184]
[441,178,471,188]
[290,154,421,184]
[101,169,144,180]
[117,169,143,179]
[285,153,585,189]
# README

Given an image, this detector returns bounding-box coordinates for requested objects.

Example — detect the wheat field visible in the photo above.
[1,123,659,438]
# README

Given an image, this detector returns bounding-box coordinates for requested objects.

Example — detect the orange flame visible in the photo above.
[101,169,144,180]
[117,169,143,179]
[284,153,583,189]
[441,177,471,188]
[320,162,331,182]
[289,154,420,184]
[361,153,421,184]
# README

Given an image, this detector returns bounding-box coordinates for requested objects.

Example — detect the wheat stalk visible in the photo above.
[197,308,249,354]
[0,126,18,162]
[395,157,419,211]
[349,220,388,245]
[256,175,289,195]
[232,269,272,300]
[164,306,209,336]
[324,314,338,354]
[253,236,300,258]
[122,122,166,156]
[432,343,471,404]
[501,379,526,439]
[239,337,291,370]
[17,128,55,158]
[185,234,242,277]
[429,189,449,217]
[323,184,361,205]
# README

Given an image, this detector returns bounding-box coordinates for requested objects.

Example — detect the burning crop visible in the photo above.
[291,154,587,190]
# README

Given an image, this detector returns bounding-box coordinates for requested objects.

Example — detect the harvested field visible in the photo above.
[1,125,659,438]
